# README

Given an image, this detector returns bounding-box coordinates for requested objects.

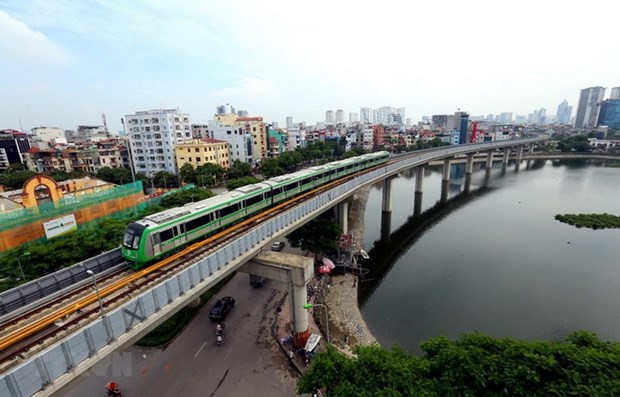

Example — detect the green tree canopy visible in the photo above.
[96,167,133,185]
[278,151,304,173]
[179,163,196,185]
[0,169,37,189]
[286,213,342,257]
[298,331,620,396]
[226,176,262,191]
[259,158,283,178]
[159,187,214,208]
[226,160,253,180]
[152,171,179,189]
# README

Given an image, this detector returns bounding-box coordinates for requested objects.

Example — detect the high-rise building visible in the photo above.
[597,99,620,129]
[348,112,359,123]
[374,106,394,125]
[556,100,572,124]
[286,116,294,128]
[216,103,236,115]
[335,109,345,124]
[431,114,448,128]
[124,108,192,177]
[325,110,335,125]
[610,87,620,100]
[575,86,606,128]
[457,112,469,144]
[360,107,373,124]
[499,112,513,123]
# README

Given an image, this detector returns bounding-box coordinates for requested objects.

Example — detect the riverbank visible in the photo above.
[318,186,377,353]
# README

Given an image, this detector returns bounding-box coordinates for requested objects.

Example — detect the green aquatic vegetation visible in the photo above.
[555,213,620,229]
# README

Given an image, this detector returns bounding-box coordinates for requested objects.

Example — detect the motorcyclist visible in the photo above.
[216,333,224,346]
[105,381,121,396]
[216,322,225,333]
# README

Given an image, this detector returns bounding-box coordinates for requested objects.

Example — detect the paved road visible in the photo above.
[60,273,299,397]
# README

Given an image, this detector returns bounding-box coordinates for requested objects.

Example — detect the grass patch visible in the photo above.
[555,213,620,230]
[135,272,236,347]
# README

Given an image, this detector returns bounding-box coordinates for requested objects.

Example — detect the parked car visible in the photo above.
[209,296,236,322]
[271,241,285,251]
[249,274,266,288]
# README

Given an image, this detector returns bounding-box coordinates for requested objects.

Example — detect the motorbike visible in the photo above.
[216,334,225,347]
[105,382,122,396]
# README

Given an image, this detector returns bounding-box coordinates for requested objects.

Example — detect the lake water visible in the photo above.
[359,159,620,353]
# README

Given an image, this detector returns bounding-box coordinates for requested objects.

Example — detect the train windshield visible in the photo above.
[123,223,145,249]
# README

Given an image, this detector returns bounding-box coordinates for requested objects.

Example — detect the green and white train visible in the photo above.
[121,151,390,269]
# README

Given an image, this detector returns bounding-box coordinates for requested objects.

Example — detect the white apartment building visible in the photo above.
[30,126,67,149]
[124,108,192,177]
[373,106,394,125]
[325,110,336,125]
[360,107,373,124]
[286,124,306,151]
[349,112,359,123]
[208,120,254,166]
[335,109,345,124]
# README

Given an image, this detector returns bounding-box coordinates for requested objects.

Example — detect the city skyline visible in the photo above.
[1,0,618,132]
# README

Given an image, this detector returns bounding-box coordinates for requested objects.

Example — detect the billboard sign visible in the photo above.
[43,214,78,239]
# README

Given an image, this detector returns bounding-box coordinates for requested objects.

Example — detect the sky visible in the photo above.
[1,0,618,133]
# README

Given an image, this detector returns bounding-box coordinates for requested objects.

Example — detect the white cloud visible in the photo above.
[0,11,69,64]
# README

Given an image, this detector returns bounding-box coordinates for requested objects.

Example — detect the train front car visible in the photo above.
[121,221,149,269]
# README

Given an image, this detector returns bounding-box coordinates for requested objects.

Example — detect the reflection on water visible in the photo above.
[360,160,620,353]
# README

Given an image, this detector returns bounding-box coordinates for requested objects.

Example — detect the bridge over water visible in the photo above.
[0,136,548,397]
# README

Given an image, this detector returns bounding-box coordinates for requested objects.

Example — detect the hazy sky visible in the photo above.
[1,0,618,133]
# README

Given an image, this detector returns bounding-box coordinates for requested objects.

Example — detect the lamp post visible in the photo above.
[303,303,329,344]
[17,252,30,280]
[86,270,106,318]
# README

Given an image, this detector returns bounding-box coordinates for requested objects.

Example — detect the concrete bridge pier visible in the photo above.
[382,177,393,213]
[515,146,524,171]
[464,173,472,193]
[529,145,535,154]
[413,166,424,217]
[483,167,492,187]
[335,201,349,234]
[486,151,494,169]
[415,166,424,193]
[502,147,510,165]
[442,158,451,182]
[464,154,474,193]
[440,180,449,203]
[241,252,314,349]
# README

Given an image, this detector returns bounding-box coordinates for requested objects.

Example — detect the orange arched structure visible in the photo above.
[21,175,64,208]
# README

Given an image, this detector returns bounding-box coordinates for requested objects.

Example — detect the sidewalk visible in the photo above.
[272,275,325,375]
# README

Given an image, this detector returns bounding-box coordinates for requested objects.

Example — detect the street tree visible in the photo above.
[96,167,133,185]
[226,160,253,180]
[259,158,283,178]
[179,163,196,185]
[286,213,342,257]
